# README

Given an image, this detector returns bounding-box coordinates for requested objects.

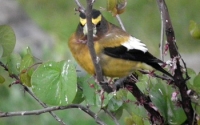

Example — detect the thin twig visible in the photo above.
[139,70,173,81]
[74,0,85,12]
[0,104,106,125]
[159,12,165,60]
[116,15,126,31]
[102,108,120,125]
[0,61,66,125]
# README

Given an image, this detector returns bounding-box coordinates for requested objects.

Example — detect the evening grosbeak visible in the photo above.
[68,9,173,79]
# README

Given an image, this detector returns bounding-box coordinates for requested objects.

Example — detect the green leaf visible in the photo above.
[0,45,3,58]
[186,68,196,84]
[31,60,77,106]
[189,20,200,39]
[193,73,200,93]
[72,86,84,104]
[96,92,114,108]
[19,48,34,87]
[107,89,126,111]
[150,80,186,124]
[124,116,134,125]
[132,113,145,125]
[124,103,147,118]
[79,75,96,105]
[0,25,16,57]
[19,47,34,72]
[0,75,5,84]
[107,0,117,14]
[113,106,123,119]
[7,53,21,75]
[107,97,123,111]
[107,0,127,16]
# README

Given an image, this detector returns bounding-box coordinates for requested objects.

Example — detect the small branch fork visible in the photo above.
[157,0,194,124]
[0,104,105,125]
[123,74,164,124]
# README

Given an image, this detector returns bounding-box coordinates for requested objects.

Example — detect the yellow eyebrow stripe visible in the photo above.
[92,15,102,25]
[80,18,86,25]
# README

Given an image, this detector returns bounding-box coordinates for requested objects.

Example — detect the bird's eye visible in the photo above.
[96,22,101,27]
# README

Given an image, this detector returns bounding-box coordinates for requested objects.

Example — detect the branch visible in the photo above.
[0,104,105,125]
[158,11,165,60]
[85,0,113,93]
[116,15,126,31]
[74,0,85,13]
[123,75,164,124]
[156,0,195,124]
[139,70,173,81]
[0,61,66,125]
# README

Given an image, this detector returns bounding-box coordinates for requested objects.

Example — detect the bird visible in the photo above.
[68,9,173,79]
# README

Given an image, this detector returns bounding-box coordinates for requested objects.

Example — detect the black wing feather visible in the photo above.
[104,46,162,63]
[104,46,173,79]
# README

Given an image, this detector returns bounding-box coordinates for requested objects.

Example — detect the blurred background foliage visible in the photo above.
[0,0,200,125]
[18,0,200,58]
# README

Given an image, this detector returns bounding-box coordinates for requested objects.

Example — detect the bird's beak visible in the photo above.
[83,24,97,37]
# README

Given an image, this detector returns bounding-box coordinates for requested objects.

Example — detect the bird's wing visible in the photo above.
[104,45,163,64]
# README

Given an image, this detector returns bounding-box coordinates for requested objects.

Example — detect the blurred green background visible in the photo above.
[0,0,200,124]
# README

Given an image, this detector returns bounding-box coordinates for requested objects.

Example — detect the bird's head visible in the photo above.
[77,9,108,40]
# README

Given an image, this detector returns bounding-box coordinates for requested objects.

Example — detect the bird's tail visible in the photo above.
[148,62,174,81]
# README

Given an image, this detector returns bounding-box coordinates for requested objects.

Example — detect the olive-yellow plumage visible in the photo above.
[68,9,173,79]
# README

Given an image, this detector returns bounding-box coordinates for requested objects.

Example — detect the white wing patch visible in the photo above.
[121,36,148,53]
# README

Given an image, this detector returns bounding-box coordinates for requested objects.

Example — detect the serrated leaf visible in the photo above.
[189,20,200,39]
[0,25,16,57]
[0,75,5,84]
[7,53,21,75]
[150,80,186,124]
[31,60,77,106]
